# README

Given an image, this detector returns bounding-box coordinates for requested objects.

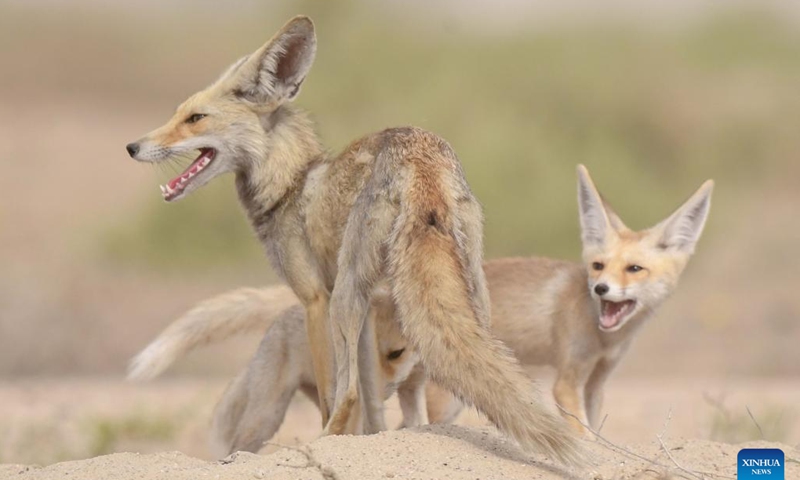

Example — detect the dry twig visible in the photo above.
[744,405,765,440]
[266,441,339,480]
[556,405,734,480]
[655,408,705,480]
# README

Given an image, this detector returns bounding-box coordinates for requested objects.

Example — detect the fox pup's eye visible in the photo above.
[592,262,604,271]
[185,113,207,124]
[627,264,643,273]
[386,348,405,360]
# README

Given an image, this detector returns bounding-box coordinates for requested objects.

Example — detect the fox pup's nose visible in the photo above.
[125,143,140,158]
[594,283,609,296]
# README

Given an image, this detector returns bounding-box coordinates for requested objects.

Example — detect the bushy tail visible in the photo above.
[127,285,299,380]
[388,177,585,465]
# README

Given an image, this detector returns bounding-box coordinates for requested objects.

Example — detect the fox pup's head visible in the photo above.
[371,290,419,398]
[577,165,713,333]
[125,16,317,202]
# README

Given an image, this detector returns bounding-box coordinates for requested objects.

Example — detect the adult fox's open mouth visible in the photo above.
[160,148,216,201]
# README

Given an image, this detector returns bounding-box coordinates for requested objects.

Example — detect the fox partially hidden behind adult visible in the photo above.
[130,165,712,453]
[129,284,427,456]
[125,16,582,463]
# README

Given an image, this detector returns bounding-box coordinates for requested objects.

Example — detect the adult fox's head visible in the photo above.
[125,16,317,202]
[576,165,713,333]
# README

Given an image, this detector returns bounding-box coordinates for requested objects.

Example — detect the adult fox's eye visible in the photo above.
[386,348,405,360]
[185,113,207,124]
[627,264,643,273]
[592,262,604,271]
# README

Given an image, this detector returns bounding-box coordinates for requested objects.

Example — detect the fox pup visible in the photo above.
[128,284,425,455]
[428,166,713,432]
[125,16,580,462]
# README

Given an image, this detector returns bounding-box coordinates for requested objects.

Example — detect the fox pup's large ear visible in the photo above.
[653,179,714,254]
[577,165,622,247]
[228,16,316,104]
[601,198,628,232]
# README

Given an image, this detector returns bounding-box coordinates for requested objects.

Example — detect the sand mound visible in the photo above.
[4,425,797,480]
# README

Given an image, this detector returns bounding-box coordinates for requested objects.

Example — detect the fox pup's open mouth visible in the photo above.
[161,148,216,201]
[599,299,636,330]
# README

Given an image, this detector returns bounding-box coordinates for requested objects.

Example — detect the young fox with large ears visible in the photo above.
[126,16,583,463]
[427,166,714,432]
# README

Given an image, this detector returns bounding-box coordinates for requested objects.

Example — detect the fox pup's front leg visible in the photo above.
[397,364,428,428]
[553,363,594,434]
[583,356,621,430]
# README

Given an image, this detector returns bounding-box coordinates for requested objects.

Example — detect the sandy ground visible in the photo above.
[1,378,798,478]
[2,427,797,480]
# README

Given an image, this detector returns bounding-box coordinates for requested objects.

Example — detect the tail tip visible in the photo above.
[125,351,163,382]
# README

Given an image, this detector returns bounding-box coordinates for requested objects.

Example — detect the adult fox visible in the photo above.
[125,16,580,463]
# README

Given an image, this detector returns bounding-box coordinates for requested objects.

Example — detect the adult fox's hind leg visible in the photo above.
[388,151,584,464]
[326,175,398,435]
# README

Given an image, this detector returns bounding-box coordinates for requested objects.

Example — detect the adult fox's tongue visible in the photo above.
[167,148,214,190]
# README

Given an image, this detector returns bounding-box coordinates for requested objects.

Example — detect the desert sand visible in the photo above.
[2,378,798,479]
[3,427,797,480]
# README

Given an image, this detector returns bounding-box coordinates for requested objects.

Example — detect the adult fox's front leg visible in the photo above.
[280,239,335,427]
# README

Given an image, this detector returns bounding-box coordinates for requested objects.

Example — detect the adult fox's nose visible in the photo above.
[594,283,609,296]
[126,143,140,158]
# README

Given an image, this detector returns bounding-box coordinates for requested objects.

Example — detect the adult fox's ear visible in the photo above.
[577,165,625,247]
[223,16,316,104]
[653,179,714,254]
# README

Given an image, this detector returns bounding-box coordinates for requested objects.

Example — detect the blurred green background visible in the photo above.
[1,0,798,377]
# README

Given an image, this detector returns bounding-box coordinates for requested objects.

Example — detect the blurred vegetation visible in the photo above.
[1,2,798,378]
[87,412,179,457]
[51,2,795,271]
[103,179,263,271]
[705,394,795,444]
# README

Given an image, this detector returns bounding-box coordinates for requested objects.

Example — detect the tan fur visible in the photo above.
[128,283,423,455]
[429,167,714,433]
[130,165,711,448]
[209,301,422,455]
[127,281,422,454]
[126,16,581,463]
